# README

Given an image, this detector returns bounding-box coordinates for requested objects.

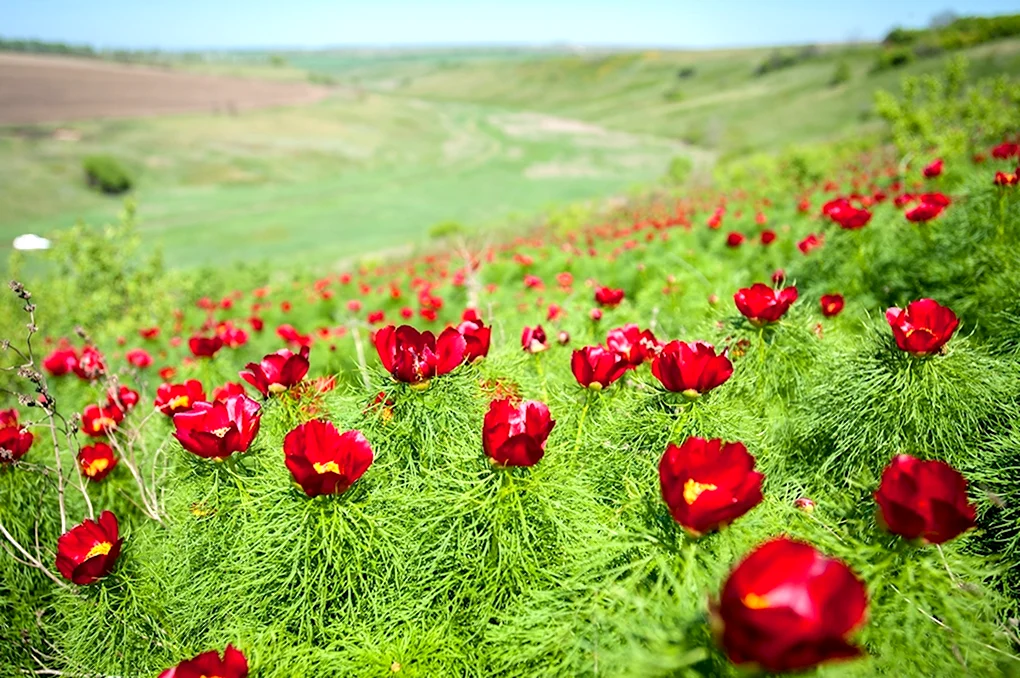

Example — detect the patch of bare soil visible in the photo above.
[0,53,331,125]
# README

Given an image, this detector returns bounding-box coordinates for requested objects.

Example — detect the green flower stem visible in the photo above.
[572,390,592,456]
[533,352,550,403]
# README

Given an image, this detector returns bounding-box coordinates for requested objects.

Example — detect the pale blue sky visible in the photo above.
[1,0,1018,50]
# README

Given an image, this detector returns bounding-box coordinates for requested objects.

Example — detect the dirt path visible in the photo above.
[0,53,332,125]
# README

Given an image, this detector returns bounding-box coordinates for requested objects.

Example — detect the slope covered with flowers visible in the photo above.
[1,60,1020,677]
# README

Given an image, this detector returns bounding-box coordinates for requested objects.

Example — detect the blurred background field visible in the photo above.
[2,27,1018,269]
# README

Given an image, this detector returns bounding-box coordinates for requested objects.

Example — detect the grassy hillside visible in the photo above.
[2,37,1018,271]
[294,40,1020,153]
[0,90,683,268]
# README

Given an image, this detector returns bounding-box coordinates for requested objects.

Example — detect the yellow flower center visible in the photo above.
[682,479,717,505]
[168,395,190,410]
[211,427,230,438]
[93,417,117,432]
[84,458,110,477]
[313,461,341,474]
[86,541,112,559]
[268,383,288,394]
[741,592,771,610]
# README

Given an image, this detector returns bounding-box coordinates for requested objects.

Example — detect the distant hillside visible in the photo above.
[289,38,1020,155]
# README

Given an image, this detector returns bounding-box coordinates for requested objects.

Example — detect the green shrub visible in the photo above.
[82,155,133,194]
[830,61,852,87]
[872,47,915,72]
[427,220,466,240]
[665,156,693,184]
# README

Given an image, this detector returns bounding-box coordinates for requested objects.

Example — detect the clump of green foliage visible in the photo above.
[82,154,134,194]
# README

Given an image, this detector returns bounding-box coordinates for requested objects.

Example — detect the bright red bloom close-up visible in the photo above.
[712,537,868,673]
[820,293,845,318]
[605,324,660,368]
[570,345,628,389]
[42,346,79,377]
[78,442,118,482]
[521,325,549,354]
[594,285,625,308]
[74,346,106,381]
[651,340,732,397]
[734,283,798,325]
[188,334,224,359]
[240,345,310,396]
[125,348,153,369]
[457,316,492,362]
[726,232,745,247]
[874,454,976,544]
[923,158,943,178]
[659,437,763,535]
[482,397,555,467]
[81,403,125,438]
[154,380,207,416]
[212,382,247,403]
[0,421,34,464]
[885,298,959,356]
[55,511,122,585]
[823,198,871,229]
[374,324,466,385]
[108,385,139,412]
[283,419,374,497]
[904,193,950,222]
[172,394,262,460]
[159,645,249,678]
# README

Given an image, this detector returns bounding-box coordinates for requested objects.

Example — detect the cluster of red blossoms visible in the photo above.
[657,434,976,671]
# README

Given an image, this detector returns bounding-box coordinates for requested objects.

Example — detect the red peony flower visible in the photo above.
[188,335,224,359]
[0,408,18,429]
[374,325,466,385]
[521,325,549,354]
[659,437,763,535]
[125,348,152,369]
[158,366,176,381]
[797,233,823,254]
[457,317,492,362]
[55,511,122,585]
[212,382,247,403]
[760,229,777,246]
[994,171,1018,186]
[606,324,660,368]
[594,285,625,308]
[74,346,106,381]
[991,142,1018,159]
[240,346,310,397]
[922,158,943,178]
[108,385,139,412]
[726,232,745,247]
[139,327,160,340]
[172,394,261,460]
[81,403,125,438]
[874,454,976,544]
[712,537,867,673]
[820,293,845,318]
[905,193,950,222]
[283,419,374,498]
[823,198,871,229]
[570,345,628,389]
[0,422,33,464]
[78,442,118,481]
[885,298,958,356]
[42,346,79,377]
[651,340,733,398]
[159,645,248,678]
[734,283,798,325]
[482,398,555,467]
[154,380,207,416]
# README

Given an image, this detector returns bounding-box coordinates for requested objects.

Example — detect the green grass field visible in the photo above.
[2,38,1018,270]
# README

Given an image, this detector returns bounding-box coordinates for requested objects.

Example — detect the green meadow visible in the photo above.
[1,38,1018,269]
